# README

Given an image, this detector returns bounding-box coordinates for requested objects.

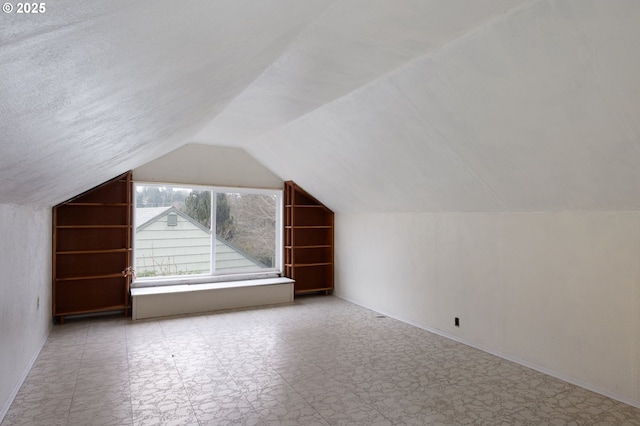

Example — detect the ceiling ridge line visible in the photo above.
[337,0,543,101]
[388,77,511,212]
[243,0,543,147]
[567,6,640,145]
[204,0,339,130]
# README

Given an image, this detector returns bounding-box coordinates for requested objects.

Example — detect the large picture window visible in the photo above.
[134,183,282,284]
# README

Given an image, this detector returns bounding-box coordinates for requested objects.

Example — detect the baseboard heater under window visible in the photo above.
[130,277,294,320]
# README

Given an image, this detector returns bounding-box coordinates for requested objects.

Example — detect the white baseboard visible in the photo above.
[335,294,640,410]
[0,332,49,423]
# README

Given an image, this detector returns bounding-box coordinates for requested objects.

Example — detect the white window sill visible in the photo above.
[131,271,282,289]
[130,277,294,297]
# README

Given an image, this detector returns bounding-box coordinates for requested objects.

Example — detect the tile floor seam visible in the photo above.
[280,360,396,426]
[171,342,206,426]
[277,375,337,425]
[64,333,86,426]
[124,322,135,426]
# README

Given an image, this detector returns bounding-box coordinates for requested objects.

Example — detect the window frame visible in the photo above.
[132,182,283,288]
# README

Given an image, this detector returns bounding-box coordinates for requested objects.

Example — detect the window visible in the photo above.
[134,183,282,285]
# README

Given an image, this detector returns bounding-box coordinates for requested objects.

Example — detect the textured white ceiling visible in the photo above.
[0,0,332,205]
[194,0,520,146]
[242,0,640,212]
[1,0,639,212]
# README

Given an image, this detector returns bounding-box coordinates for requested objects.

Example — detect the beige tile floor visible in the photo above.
[3,296,640,426]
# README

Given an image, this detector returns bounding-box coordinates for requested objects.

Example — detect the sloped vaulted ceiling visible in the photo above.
[1,0,639,212]
[214,0,640,213]
[0,0,333,205]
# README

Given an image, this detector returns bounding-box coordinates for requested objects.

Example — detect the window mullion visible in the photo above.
[210,190,216,275]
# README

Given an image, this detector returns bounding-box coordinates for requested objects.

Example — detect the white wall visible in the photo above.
[133,144,283,189]
[335,211,640,406]
[0,204,52,420]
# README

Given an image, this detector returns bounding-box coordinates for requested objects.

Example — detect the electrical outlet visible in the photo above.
[454,317,459,327]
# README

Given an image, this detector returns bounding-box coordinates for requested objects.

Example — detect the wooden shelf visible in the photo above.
[57,248,131,255]
[284,181,334,295]
[66,203,130,206]
[285,262,332,267]
[56,225,129,229]
[295,287,333,294]
[285,225,332,229]
[53,171,132,323]
[54,304,129,317]
[55,273,126,281]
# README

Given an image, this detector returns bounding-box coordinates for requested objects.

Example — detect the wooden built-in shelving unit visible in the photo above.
[53,172,133,323]
[284,181,334,295]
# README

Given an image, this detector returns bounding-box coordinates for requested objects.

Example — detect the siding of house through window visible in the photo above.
[135,207,264,277]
